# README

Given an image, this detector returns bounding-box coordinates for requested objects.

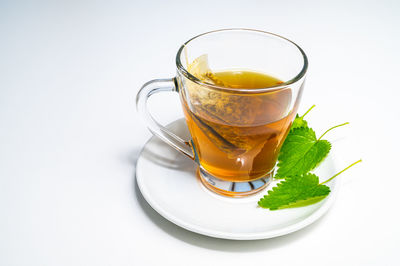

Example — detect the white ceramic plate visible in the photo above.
[136,119,339,240]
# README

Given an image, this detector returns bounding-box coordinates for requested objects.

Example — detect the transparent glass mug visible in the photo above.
[137,29,308,197]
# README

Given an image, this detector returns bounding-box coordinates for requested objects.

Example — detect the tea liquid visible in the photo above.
[182,61,295,182]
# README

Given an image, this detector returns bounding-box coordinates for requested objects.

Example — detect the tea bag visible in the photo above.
[186,55,261,156]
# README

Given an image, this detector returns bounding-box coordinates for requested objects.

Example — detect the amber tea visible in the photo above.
[181,57,296,182]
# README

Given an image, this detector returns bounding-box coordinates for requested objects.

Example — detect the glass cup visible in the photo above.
[136,29,308,197]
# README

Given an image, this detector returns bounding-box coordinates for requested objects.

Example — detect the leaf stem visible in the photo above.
[318,122,349,141]
[320,159,362,185]
[301,105,316,119]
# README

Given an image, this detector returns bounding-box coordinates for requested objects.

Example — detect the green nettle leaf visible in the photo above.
[275,127,331,178]
[258,160,362,210]
[258,173,330,210]
[257,103,361,211]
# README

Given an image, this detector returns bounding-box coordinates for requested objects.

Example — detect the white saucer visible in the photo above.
[136,119,339,240]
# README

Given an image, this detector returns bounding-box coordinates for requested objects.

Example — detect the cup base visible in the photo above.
[197,167,273,197]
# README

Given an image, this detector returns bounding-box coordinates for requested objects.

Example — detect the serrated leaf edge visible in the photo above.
[258,174,331,210]
[275,127,331,179]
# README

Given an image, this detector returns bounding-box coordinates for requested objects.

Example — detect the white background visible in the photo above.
[1,0,399,265]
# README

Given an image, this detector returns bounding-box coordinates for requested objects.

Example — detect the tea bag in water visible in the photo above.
[186,55,258,156]
[184,54,292,172]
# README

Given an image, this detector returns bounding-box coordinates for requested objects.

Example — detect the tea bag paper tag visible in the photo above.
[188,54,230,87]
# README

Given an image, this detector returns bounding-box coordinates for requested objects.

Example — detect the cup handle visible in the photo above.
[136,78,195,160]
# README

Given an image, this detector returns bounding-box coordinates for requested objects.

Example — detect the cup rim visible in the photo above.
[175,28,308,93]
